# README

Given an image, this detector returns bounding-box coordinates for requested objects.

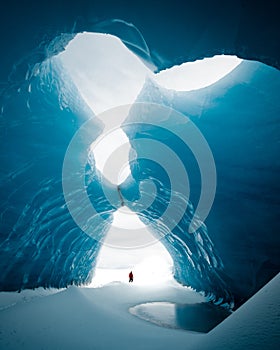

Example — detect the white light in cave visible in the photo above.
[58,32,151,115]
[90,208,174,287]
[154,55,242,91]
[58,33,243,285]
[59,32,152,185]
[59,33,242,185]
[90,128,131,185]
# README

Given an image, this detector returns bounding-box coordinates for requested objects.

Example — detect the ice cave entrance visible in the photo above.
[59,31,241,185]
[58,31,241,286]
[90,207,174,287]
[59,32,242,114]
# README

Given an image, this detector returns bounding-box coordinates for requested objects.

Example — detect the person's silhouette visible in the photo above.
[129,271,133,282]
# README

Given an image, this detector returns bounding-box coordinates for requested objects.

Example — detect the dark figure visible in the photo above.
[117,185,124,206]
[129,271,133,283]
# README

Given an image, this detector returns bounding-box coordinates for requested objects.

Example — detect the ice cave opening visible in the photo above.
[58,31,243,291]
[58,30,242,189]
[1,4,280,349]
[90,207,174,287]
[59,32,242,106]
[90,127,131,185]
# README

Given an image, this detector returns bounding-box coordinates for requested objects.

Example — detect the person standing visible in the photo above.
[129,271,133,282]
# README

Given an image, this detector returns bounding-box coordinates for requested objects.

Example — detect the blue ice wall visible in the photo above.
[121,121,233,305]
[127,60,280,306]
[0,1,280,308]
[0,56,115,290]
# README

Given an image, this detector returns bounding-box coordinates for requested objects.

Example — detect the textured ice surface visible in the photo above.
[0,26,279,311]
[128,59,280,306]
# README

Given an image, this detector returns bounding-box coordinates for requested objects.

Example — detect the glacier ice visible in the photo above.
[132,59,280,306]
[0,10,279,312]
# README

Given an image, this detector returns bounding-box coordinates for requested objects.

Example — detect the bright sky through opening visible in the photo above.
[154,55,241,91]
[59,32,241,185]
[90,128,131,185]
[90,208,174,287]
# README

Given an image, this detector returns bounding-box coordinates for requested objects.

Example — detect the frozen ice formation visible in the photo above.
[0,2,280,310]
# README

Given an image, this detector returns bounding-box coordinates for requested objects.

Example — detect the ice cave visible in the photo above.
[0,1,279,349]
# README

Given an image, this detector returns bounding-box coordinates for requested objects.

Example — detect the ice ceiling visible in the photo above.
[0,0,279,310]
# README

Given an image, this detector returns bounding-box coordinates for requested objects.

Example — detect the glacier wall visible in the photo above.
[0,56,113,290]
[0,0,279,308]
[131,60,280,306]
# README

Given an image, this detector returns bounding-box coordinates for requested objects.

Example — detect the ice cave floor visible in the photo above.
[0,274,279,350]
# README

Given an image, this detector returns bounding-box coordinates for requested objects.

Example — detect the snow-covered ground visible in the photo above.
[193,273,280,350]
[0,280,205,350]
[0,274,279,350]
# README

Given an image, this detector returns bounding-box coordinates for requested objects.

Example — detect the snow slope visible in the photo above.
[0,281,205,350]
[0,274,279,350]
[192,273,280,350]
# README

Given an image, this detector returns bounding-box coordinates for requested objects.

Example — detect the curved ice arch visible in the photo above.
[0,26,279,310]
